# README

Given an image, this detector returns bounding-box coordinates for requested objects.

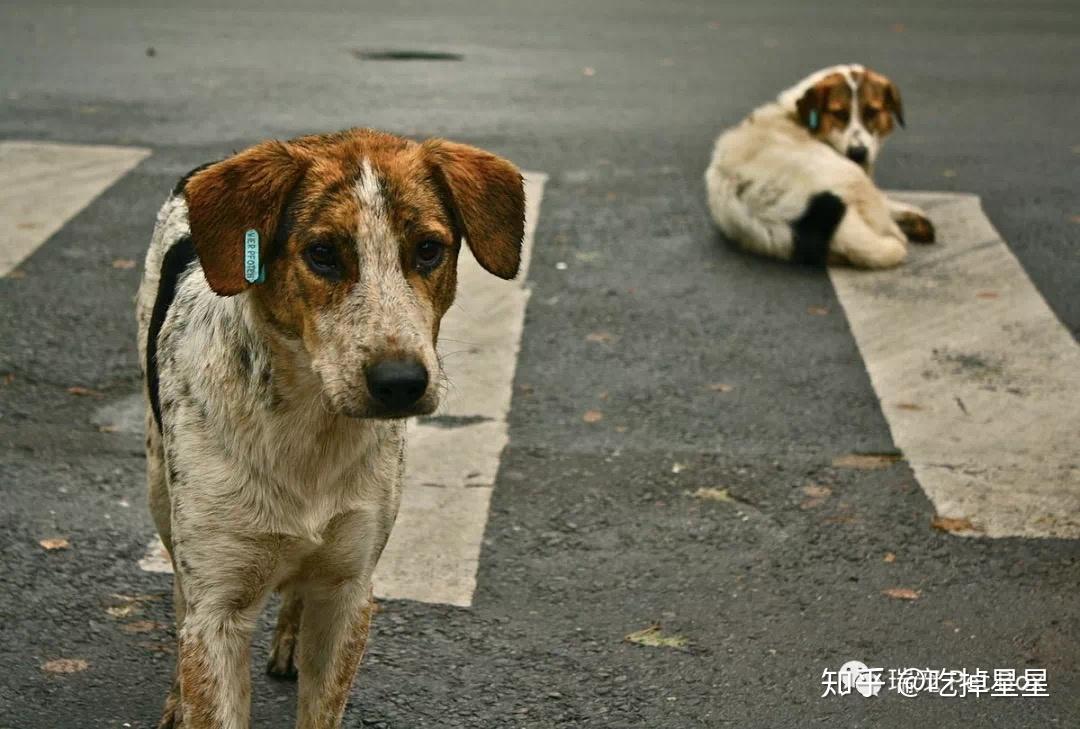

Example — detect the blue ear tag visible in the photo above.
[808,109,819,131]
[243,229,265,284]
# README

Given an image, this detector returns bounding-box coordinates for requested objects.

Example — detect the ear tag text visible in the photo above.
[808,109,819,131]
[244,229,265,284]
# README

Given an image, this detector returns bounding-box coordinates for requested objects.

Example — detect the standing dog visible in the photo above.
[136,129,525,728]
[705,64,935,268]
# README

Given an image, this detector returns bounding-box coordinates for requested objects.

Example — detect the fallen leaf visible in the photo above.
[800,484,832,509]
[942,169,957,178]
[111,258,136,270]
[139,641,174,655]
[671,462,686,474]
[832,453,901,470]
[582,67,595,77]
[931,515,977,533]
[807,306,830,316]
[707,383,733,393]
[42,658,89,674]
[625,624,688,649]
[692,487,732,502]
[976,291,999,300]
[106,604,138,618]
[122,620,166,634]
[582,410,604,423]
[39,537,70,551]
[882,587,921,601]
[98,424,120,433]
[2,373,14,386]
[1069,215,1080,225]
[585,331,613,343]
[891,22,906,32]
[895,402,922,411]
[614,425,628,433]
[883,552,897,563]
[66,386,103,397]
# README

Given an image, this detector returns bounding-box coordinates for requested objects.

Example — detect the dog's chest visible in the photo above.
[222,407,402,542]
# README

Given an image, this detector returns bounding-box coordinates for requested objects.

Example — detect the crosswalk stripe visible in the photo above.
[374,172,547,605]
[0,141,150,276]
[134,172,548,606]
[830,192,1080,539]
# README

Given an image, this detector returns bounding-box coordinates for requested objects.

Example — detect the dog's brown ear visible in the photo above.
[423,140,525,280]
[883,80,905,128]
[182,140,307,296]
[795,83,827,131]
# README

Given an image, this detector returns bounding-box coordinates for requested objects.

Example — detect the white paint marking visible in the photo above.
[374,172,547,605]
[0,140,150,276]
[831,192,1080,538]
[135,172,548,606]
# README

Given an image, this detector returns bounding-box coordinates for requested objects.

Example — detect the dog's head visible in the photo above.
[182,129,525,419]
[783,64,905,173]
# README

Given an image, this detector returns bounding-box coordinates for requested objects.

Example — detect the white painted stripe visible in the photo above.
[831,192,1080,538]
[133,172,547,605]
[0,141,150,276]
[374,172,547,605]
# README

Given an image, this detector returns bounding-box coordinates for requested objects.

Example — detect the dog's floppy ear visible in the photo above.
[422,139,525,280]
[883,80,905,128]
[182,140,308,296]
[795,83,828,132]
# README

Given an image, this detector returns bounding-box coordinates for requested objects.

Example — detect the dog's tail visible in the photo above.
[706,165,846,264]
[790,192,846,265]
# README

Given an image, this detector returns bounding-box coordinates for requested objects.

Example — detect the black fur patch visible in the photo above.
[791,192,846,265]
[147,236,197,431]
[171,161,217,196]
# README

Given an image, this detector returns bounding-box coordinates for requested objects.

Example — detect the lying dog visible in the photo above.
[705,64,935,268]
[136,129,525,728]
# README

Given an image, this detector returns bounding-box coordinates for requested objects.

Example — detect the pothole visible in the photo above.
[350,49,464,62]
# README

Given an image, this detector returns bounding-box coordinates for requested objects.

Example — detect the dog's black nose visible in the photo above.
[366,359,429,411]
[846,145,869,165]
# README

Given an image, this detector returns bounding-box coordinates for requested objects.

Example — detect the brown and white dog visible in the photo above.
[705,64,935,268]
[136,129,525,728]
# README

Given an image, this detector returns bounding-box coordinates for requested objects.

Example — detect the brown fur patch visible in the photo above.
[183,141,308,296]
[796,72,853,137]
[859,69,905,133]
[321,599,375,729]
[178,635,221,729]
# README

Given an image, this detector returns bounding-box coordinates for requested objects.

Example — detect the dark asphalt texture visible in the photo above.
[1,1,1079,727]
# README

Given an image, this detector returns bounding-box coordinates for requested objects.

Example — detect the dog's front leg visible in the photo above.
[295,579,375,729]
[173,537,278,729]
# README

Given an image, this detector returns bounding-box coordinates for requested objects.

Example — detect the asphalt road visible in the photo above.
[1,1,1079,727]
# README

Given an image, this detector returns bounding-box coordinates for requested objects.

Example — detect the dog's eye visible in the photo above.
[415,239,445,272]
[304,242,342,279]
[863,107,879,120]
[834,109,851,124]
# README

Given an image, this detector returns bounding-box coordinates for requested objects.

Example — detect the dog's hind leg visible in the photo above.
[831,208,908,269]
[267,588,303,680]
[145,412,186,729]
[887,197,936,244]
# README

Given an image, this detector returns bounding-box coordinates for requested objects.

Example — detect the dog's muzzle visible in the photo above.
[846,145,869,167]
[365,358,429,413]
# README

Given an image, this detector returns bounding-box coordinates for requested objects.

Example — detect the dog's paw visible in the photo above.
[266,631,299,680]
[896,212,936,244]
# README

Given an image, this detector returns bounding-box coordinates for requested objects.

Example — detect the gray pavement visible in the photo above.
[1,1,1079,727]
